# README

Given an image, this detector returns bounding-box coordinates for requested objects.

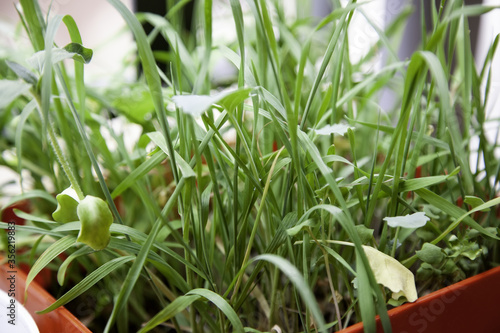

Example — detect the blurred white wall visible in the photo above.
[476,1,500,122]
[0,0,134,84]
[473,0,500,181]
[0,0,134,202]
[344,0,387,68]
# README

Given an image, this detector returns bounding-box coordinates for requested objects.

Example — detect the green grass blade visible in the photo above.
[15,100,37,189]
[62,15,86,120]
[0,224,62,239]
[111,150,166,198]
[251,254,327,332]
[416,188,500,241]
[25,235,76,299]
[107,0,180,184]
[399,170,458,192]
[148,132,195,178]
[56,247,94,285]
[104,177,186,332]
[38,256,135,314]
[138,294,200,333]
[40,14,63,129]
[187,289,245,333]
[18,0,45,51]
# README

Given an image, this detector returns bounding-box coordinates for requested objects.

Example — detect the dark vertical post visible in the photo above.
[134,0,195,80]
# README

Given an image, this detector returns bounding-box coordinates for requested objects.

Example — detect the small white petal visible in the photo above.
[384,212,430,228]
[315,123,354,136]
[172,94,219,117]
[60,186,81,202]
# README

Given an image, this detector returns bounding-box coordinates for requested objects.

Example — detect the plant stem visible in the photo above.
[391,227,401,257]
[33,90,85,200]
[307,228,343,331]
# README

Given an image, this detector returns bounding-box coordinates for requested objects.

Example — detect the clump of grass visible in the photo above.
[1,0,500,332]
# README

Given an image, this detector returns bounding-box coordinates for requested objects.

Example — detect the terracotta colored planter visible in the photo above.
[337,265,500,333]
[0,263,91,333]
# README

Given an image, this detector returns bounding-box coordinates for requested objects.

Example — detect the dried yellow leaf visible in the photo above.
[362,245,418,302]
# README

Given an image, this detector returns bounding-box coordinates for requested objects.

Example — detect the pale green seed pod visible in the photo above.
[76,195,113,251]
[53,187,80,223]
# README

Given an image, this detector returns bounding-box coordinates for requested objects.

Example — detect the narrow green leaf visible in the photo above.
[37,256,134,314]
[13,210,57,224]
[5,60,38,85]
[111,150,166,198]
[416,189,500,242]
[138,294,200,333]
[399,172,457,192]
[25,235,76,299]
[218,45,257,87]
[323,245,356,275]
[187,289,245,333]
[40,14,63,141]
[104,178,186,332]
[147,132,195,178]
[18,0,45,51]
[447,5,500,21]
[57,247,94,285]
[251,254,327,332]
[108,238,191,293]
[0,222,63,238]
[15,100,37,188]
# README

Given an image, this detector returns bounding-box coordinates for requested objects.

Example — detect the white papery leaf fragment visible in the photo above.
[28,48,77,72]
[172,94,219,117]
[314,123,354,136]
[384,212,429,228]
[172,88,252,117]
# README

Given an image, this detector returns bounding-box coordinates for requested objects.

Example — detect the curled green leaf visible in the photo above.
[76,195,113,251]
[416,242,445,265]
[464,196,489,212]
[355,225,374,244]
[62,42,93,64]
[53,187,80,223]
